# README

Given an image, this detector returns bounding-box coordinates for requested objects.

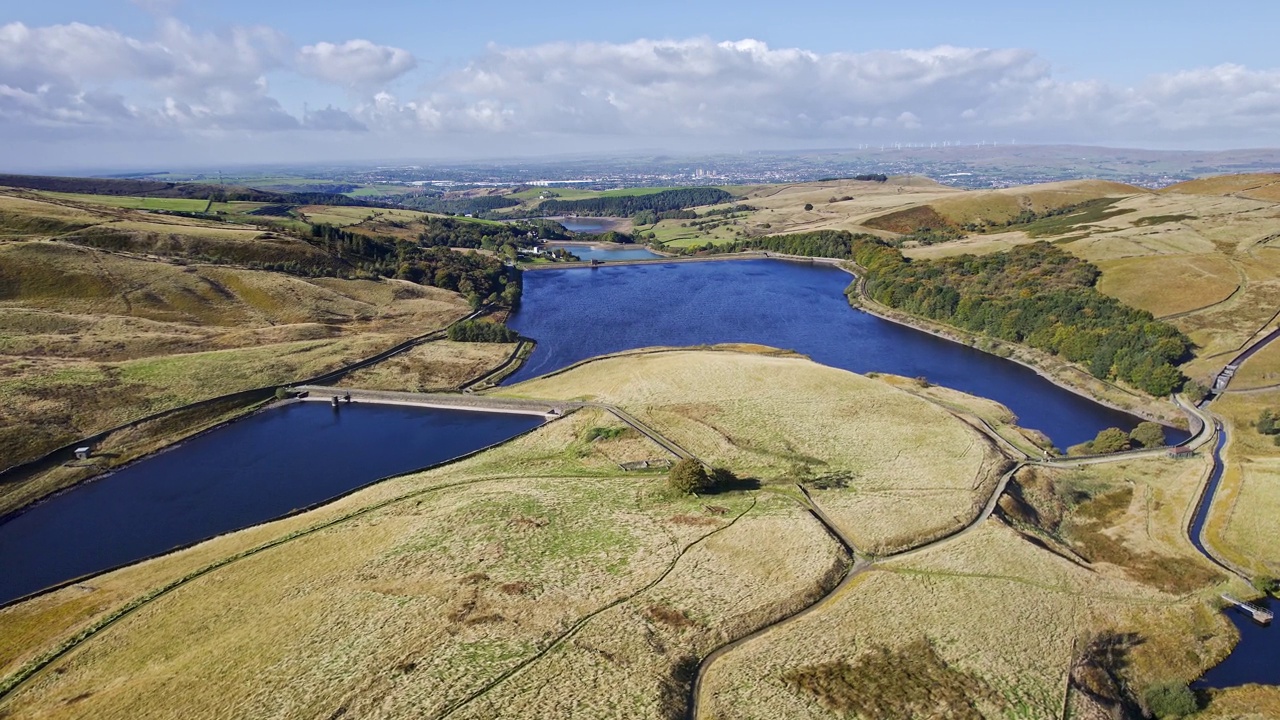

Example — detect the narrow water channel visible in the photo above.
[0,402,541,605]
[1188,422,1278,688]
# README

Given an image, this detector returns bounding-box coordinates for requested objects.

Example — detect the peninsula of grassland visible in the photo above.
[0,348,1252,719]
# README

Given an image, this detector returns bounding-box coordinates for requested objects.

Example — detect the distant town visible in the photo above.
[95,144,1280,193]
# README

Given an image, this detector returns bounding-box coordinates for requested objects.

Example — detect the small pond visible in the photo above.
[547,242,662,262]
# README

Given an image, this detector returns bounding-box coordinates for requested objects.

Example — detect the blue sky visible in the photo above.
[3,0,1278,169]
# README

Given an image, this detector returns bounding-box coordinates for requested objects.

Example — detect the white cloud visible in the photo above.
[0,20,297,135]
[1,24,1278,160]
[356,37,1280,147]
[298,39,416,88]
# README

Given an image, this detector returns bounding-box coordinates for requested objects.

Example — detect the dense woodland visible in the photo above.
[309,223,520,307]
[729,233,1189,395]
[396,194,521,216]
[413,216,565,250]
[533,188,734,217]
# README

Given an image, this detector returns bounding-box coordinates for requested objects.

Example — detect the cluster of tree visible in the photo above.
[721,232,1190,396]
[631,209,697,225]
[1255,409,1280,445]
[1069,422,1167,455]
[398,194,520,216]
[534,188,734,217]
[577,230,635,244]
[411,217,568,263]
[667,459,738,495]
[397,247,520,307]
[854,241,1190,396]
[447,319,520,343]
[895,226,966,246]
[308,223,520,307]
[700,204,757,217]
[726,229,871,258]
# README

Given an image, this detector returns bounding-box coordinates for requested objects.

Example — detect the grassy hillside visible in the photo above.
[1162,173,1280,202]
[0,186,531,513]
[0,238,473,510]
[0,349,1247,719]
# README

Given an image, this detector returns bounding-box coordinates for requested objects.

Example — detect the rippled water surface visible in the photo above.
[507,259,1181,450]
[0,402,541,604]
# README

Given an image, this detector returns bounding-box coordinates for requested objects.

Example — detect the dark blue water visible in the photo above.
[557,217,614,233]
[507,259,1183,450]
[549,243,662,262]
[1195,596,1277,688]
[1188,424,1227,561]
[0,402,541,604]
[1187,424,1279,688]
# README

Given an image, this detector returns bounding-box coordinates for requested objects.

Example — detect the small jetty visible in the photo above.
[1221,594,1274,625]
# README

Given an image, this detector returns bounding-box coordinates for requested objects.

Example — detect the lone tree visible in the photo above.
[668,458,709,495]
[1130,421,1167,448]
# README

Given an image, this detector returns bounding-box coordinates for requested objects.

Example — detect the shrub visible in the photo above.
[1143,681,1197,718]
[585,426,627,442]
[1130,421,1167,448]
[274,387,291,400]
[1258,409,1280,435]
[803,203,814,211]
[1088,427,1132,454]
[1183,380,1209,404]
[668,459,709,495]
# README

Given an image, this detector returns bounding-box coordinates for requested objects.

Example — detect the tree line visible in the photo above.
[533,188,734,218]
[397,194,520,216]
[726,232,1190,396]
[447,319,520,343]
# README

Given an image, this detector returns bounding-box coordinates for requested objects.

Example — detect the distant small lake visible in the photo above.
[555,217,615,233]
[548,243,662,262]
[507,259,1184,450]
[0,402,541,604]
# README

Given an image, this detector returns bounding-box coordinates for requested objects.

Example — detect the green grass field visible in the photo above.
[35,192,213,213]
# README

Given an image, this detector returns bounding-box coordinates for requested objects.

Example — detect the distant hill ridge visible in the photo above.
[0,173,382,207]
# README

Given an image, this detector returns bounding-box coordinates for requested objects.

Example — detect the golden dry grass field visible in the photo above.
[1200,390,1280,576]
[0,389,849,720]
[497,348,1007,554]
[700,456,1249,720]
[336,340,515,392]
